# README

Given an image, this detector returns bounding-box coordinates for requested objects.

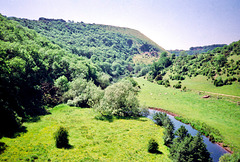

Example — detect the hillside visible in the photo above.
[8,16,168,78]
[168,44,227,56]
[148,40,240,93]
[0,14,104,136]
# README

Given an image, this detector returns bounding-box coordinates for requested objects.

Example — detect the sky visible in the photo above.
[0,0,240,50]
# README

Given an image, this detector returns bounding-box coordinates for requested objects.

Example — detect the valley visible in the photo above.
[0,13,240,161]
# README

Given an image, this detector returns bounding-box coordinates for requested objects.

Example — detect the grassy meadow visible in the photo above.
[135,77,240,151]
[0,105,170,161]
[163,74,240,97]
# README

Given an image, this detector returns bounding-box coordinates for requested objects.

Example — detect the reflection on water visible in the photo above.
[148,109,229,162]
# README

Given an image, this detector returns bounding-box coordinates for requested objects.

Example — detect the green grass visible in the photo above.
[135,77,240,151]
[164,74,240,97]
[180,75,240,97]
[0,104,170,161]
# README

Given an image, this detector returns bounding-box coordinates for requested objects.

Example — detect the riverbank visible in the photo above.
[149,107,233,154]
[135,77,240,152]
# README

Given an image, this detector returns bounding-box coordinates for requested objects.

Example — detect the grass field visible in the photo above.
[135,77,240,151]
[0,105,170,161]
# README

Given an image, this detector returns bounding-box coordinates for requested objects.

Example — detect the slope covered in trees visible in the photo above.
[0,14,103,136]
[9,16,167,79]
[149,41,240,88]
[168,44,227,56]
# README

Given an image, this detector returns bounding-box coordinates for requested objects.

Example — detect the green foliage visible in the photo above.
[214,77,224,87]
[54,126,70,148]
[170,127,211,162]
[219,152,240,162]
[175,125,189,140]
[163,122,174,146]
[63,78,103,107]
[95,80,140,117]
[150,40,240,87]
[152,112,174,146]
[152,112,167,126]
[0,14,104,135]
[169,44,226,56]
[173,81,182,89]
[10,16,167,79]
[148,138,159,153]
[54,75,69,93]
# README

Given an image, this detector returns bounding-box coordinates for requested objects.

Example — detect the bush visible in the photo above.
[63,78,104,107]
[148,138,159,153]
[164,80,170,87]
[54,126,70,148]
[219,152,240,162]
[95,80,140,117]
[214,77,224,87]
[173,81,182,89]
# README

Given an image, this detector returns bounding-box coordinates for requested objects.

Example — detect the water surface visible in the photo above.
[148,109,229,162]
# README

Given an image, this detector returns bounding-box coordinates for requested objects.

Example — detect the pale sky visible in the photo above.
[0,0,240,50]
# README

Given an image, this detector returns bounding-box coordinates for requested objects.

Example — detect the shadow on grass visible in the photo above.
[0,142,8,154]
[95,114,149,123]
[116,116,148,122]
[149,150,163,154]
[23,116,41,123]
[57,144,74,149]
[94,115,114,122]
[0,126,27,139]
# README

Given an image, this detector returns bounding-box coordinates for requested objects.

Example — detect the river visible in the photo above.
[148,109,229,162]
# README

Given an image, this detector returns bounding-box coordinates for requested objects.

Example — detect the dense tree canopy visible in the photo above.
[9,16,167,79]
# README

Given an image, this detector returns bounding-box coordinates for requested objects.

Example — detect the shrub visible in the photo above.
[164,80,170,87]
[214,77,224,87]
[219,152,240,162]
[54,126,70,148]
[63,78,104,107]
[173,81,182,89]
[155,74,162,81]
[95,80,140,117]
[182,86,186,91]
[148,138,159,153]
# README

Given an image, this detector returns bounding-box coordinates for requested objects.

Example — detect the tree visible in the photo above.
[63,78,103,107]
[95,80,140,117]
[170,126,211,162]
[153,112,167,126]
[175,125,188,140]
[190,133,211,161]
[54,75,69,93]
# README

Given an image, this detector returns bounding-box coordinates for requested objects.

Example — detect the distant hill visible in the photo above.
[168,44,227,56]
[148,40,240,88]
[8,16,168,78]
